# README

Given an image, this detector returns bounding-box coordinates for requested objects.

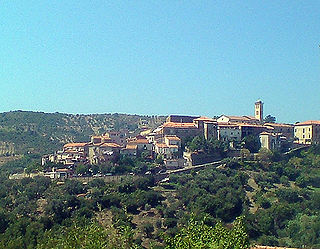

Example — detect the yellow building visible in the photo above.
[294,120,320,144]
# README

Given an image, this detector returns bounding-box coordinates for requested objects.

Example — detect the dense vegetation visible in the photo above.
[0,111,165,155]
[2,144,320,248]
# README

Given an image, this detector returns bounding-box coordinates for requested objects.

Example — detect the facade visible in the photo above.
[104,131,127,146]
[294,120,320,144]
[264,123,294,140]
[259,132,284,150]
[88,142,122,164]
[44,168,71,179]
[159,122,202,141]
[255,100,263,122]
[155,135,181,159]
[166,115,200,123]
[217,115,259,124]
[204,121,218,140]
[218,123,242,142]
[121,135,153,157]
[239,124,267,139]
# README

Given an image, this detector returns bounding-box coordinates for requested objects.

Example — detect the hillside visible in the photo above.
[0,111,166,155]
[2,145,320,248]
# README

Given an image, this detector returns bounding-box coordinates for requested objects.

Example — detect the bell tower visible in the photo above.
[255,100,263,122]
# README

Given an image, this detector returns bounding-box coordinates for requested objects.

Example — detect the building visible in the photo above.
[294,120,320,144]
[239,123,267,139]
[158,122,202,141]
[104,130,128,146]
[218,123,242,142]
[44,168,72,179]
[259,132,284,150]
[217,115,259,124]
[121,135,153,157]
[264,123,294,140]
[255,100,263,122]
[154,135,181,159]
[88,142,122,164]
[166,115,200,123]
[203,121,218,140]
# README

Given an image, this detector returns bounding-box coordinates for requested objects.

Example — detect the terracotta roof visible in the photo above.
[165,135,181,141]
[264,123,294,128]
[259,131,276,136]
[56,168,70,172]
[218,115,259,123]
[125,144,138,150]
[156,143,179,149]
[100,142,122,148]
[64,143,87,147]
[193,116,215,122]
[162,122,197,128]
[238,123,265,128]
[92,136,102,139]
[132,139,149,144]
[64,150,84,154]
[295,120,320,126]
[218,123,240,128]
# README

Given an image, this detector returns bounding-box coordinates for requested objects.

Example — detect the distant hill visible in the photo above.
[0,111,166,155]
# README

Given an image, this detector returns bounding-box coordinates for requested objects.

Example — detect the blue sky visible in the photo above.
[0,1,319,123]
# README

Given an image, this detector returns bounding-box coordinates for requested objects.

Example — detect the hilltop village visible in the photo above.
[40,100,320,179]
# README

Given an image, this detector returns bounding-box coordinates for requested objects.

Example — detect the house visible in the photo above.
[294,120,320,144]
[166,115,200,123]
[44,167,72,179]
[164,135,181,147]
[217,115,259,124]
[164,158,186,169]
[239,123,267,139]
[121,135,153,157]
[155,135,181,159]
[88,142,122,164]
[264,123,294,140]
[259,132,285,150]
[218,123,242,142]
[104,130,128,146]
[158,122,202,141]
[155,143,179,158]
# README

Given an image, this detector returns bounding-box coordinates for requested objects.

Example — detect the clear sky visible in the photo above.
[1,1,319,123]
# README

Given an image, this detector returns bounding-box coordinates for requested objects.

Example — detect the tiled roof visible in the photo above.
[218,123,240,128]
[165,135,181,141]
[64,143,88,147]
[156,143,179,149]
[100,142,122,148]
[222,115,257,121]
[264,123,294,128]
[131,139,149,144]
[162,122,197,128]
[125,144,138,150]
[193,116,215,122]
[295,120,320,126]
[238,123,265,128]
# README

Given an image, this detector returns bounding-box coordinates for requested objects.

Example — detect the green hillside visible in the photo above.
[0,111,165,155]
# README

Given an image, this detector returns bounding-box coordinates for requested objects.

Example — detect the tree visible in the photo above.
[165,216,250,249]
[242,135,261,153]
[142,223,154,238]
[240,148,251,161]
[264,115,276,123]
